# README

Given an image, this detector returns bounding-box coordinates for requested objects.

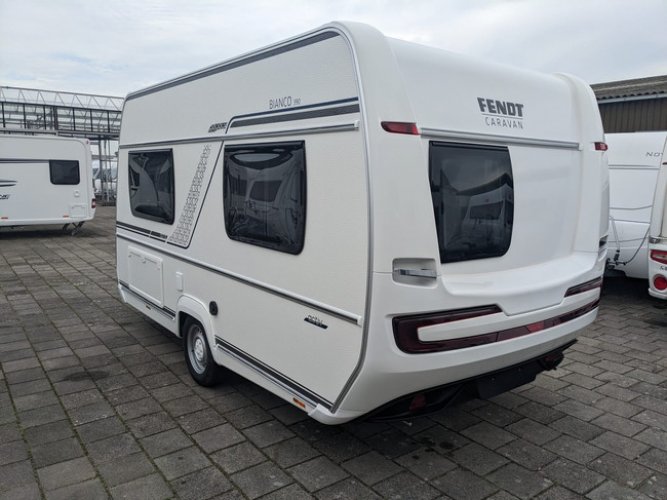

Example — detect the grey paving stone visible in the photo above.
[0,482,42,500]
[395,447,457,480]
[0,460,35,494]
[23,419,74,446]
[8,378,51,397]
[312,432,370,463]
[264,436,321,468]
[105,385,149,406]
[154,445,211,480]
[633,409,667,432]
[341,451,401,486]
[461,421,517,450]
[591,413,647,437]
[593,396,643,418]
[31,436,84,468]
[514,401,566,425]
[449,442,509,475]
[177,407,225,435]
[589,431,650,460]
[171,466,233,500]
[0,440,28,466]
[87,432,142,464]
[0,422,21,444]
[59,387,104,408]
[315,478,380,499]
[487,463,553,499]
[37,456,96,491]
[243,420,295,448]
[553,399,604,422]
[544,434,605,465]
[413,424,471,453]
[17,403,66,428]
[535,485,585,500]
[471,402,523,427]
[68,400,114,426]
[115,396,162,420]
[76,416,126,443]
[588,452,653,488]
[231,461,292,499]
[46,478,108,500]
[110,473,173,500]
[192,423,245,453]
[372,471,440,500]
[97,452,156,487]
[549,415,605,441]
[224,404,272,429]
[262,483,314,500]
[506,418,561,446]
[140,427,192,458]
[586,480,653,500]
[497,438,557,470]
[639,472,667,500]
[151,382,192,403]
[290,456,349,492]
[126,410,177,438]
[542,458,605,494]
[431,468,498,500]
[363,428,422,458]
[270,404,310,426]
[211,441,266,474]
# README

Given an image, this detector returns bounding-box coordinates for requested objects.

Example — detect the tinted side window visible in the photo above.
[223,142,306,254]
[128,150,175,224]
[429,142,513,264]
[49,160,80,185]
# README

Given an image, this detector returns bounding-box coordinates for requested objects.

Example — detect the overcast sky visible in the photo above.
[1,0,665,98]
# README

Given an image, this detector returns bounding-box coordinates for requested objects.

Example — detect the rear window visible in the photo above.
[49,160,80,185]
[429,142,514,264]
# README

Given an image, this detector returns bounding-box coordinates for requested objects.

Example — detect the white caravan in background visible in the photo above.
[606,132,667,282]
[116,22,608,424]
[0,135,96,233]
[648,138,667,299]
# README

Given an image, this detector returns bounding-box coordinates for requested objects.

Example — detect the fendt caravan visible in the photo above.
[0,135,96,232]
[606,132,667,283]
[648,138,667,299]
[116,22,608,424]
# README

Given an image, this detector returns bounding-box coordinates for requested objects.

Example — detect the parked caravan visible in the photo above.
[648,138,667,299]
[606,132,667,280]
[116,22,609,424]
[0,135,96,232]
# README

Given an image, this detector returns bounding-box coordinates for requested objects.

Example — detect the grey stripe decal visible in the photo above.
[230,103,360,128]
[127,32,340,101]
[117,221,168,241]
[0,159,48,163]
[215,336,332,409]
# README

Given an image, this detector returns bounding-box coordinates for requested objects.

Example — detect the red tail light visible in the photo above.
[650,249,667,265]
[381,121,420,135]
[565,277,603,297]
[654,275,667,291]
[91,198,97,209]
[594,142,608,151]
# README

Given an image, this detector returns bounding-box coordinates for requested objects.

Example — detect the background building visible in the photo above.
[592,75,667,133]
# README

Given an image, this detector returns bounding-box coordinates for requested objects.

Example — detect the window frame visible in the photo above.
[223,141,307,255]
[127,148,176,225]
[49,160,80,185]
[428,141,514,264]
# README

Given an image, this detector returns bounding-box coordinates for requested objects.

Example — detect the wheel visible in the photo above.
[184,318,223,387]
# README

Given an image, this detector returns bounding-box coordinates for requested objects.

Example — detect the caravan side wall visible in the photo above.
[117,32,369,410]
[0,135,95,226]
[648,136,667,298]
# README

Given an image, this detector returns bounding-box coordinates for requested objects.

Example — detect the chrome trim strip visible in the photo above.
[116,232,362,325]
[118,281,176,319]
[119,122,359,150]
[420,127,582,150]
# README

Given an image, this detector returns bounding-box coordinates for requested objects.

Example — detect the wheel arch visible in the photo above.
[177,295,215,340]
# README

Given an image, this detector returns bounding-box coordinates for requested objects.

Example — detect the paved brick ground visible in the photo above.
[1,206,666,500]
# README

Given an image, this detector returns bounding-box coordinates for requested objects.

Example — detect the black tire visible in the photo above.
[183,318,223,387]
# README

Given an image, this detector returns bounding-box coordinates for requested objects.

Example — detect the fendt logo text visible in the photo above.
[477,97,525,129]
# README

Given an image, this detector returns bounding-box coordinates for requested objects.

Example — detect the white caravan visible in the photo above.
[0,135,96,232]
[606,132,667,281]
[648,138,667,299]
[116,22,608,424]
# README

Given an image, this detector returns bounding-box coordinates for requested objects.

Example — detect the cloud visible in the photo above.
[0,0,665,96]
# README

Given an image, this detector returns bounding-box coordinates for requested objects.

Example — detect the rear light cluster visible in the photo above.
[654,275,667,291]
[594,142,608,151]
[565,276,603,297]
[393,300,599,354]
[381,121,420,135]
[650,249,667,265]
[92,198,97,209]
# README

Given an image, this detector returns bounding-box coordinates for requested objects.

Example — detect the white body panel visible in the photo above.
[605,132,667,279]
[648,138,667,299]
[116,22,607,423]
[0,135,96,226]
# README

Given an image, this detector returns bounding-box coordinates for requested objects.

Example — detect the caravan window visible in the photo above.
[128,150,175,224]
[223,142,306,254]
[49,160,80,185]
[429,142,514,264]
